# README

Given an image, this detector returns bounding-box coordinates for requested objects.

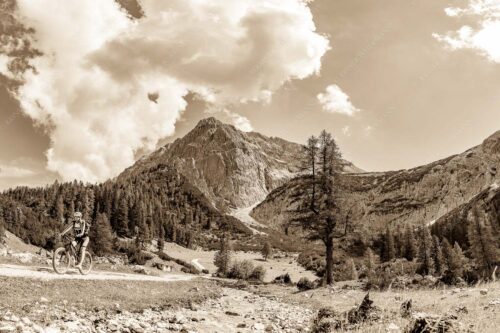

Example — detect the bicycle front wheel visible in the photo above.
[78,252,93,275]
[52,247,70,274]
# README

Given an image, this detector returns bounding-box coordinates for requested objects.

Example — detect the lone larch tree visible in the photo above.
[290,130,352,285]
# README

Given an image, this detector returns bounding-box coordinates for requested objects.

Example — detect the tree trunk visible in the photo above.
[325,237,334,285]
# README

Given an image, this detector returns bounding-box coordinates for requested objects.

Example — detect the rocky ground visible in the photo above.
[0,286,313,333]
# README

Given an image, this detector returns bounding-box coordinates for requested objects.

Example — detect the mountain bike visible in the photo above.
[52,234,93,275]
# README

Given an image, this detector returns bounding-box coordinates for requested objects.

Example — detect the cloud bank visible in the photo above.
[317,84,359,116]
[434,0,500,63]
[0,0,329,182]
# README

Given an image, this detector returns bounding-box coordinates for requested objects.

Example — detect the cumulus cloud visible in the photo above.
[317,84,360,116]
[0,0,329,182]
[434,0,500,63]
[225,111,254,132]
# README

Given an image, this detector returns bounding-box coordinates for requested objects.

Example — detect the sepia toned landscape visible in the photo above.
[1,0,499,332]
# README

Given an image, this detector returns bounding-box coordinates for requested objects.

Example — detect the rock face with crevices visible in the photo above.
[251,131,500,234]
[120,117,362,212]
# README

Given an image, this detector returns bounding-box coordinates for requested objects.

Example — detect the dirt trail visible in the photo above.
[0,264,193,282]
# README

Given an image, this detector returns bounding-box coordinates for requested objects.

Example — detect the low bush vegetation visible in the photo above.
[273,273,292,284]
[227,259,266,282]
[297,277,315,291]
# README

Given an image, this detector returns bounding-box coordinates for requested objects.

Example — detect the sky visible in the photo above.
[0,0,499,190]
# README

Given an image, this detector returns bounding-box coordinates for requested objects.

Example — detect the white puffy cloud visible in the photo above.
[434,0,500,63]
[317,84,360,116]
[0,0,329,182]
[225,111,254,132]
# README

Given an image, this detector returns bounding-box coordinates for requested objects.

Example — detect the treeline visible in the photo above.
[376,210,499,280]
[1,163,250,254]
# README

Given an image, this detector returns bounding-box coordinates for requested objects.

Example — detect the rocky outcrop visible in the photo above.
[251,131,500,234]
[121,117,361,212]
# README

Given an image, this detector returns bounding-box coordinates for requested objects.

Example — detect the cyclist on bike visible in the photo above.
[59,211,90,269]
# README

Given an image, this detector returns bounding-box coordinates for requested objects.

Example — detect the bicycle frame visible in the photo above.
[61,235,81,265]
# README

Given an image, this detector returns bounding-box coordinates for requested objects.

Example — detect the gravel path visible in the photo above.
[0,264,193,282]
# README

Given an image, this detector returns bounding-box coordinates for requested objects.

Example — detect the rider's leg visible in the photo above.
[77,236,89,267]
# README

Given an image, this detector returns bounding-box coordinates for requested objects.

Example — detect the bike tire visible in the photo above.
[52,247,70,274]
[78,252,93,275]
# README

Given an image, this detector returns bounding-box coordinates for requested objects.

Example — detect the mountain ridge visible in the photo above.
[251,129,500,236]
[120,117,362,213]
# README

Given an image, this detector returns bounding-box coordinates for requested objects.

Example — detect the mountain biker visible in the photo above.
[59,211,90,269]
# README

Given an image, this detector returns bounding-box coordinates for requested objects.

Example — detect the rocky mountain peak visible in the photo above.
[120,117,362,213]
[194,116,224,128]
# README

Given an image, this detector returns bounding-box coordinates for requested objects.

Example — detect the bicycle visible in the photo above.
[52,234,93,275]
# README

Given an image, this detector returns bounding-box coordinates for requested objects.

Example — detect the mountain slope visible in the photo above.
[251,130,500,234]
[430,182,499,246]
[120,117,361,212]
[1,163,252,251]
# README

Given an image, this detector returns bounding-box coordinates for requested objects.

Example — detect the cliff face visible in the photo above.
[251,131,500,233]
[120,117,360,212]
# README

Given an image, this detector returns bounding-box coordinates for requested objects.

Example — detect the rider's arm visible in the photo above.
[60,224,73,237]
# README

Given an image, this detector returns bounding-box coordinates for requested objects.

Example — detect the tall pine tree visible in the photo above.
[467,207,499,278]
[442,238,463,280]
[404,227,418,261]
[418,226,434,275]
[431,235,445,276]
[90,213,114,256]
[382,227,396,262]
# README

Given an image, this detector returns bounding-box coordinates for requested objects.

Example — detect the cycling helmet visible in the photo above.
[74,212,83,219]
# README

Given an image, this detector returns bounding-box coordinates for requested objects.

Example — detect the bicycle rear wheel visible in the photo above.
[52,247,70,274]
[78,252,93,275]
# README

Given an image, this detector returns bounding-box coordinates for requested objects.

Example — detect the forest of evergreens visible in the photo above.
[0,163,250,256]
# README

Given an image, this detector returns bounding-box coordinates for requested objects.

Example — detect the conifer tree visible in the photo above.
[431,235,445,276]
[382,227,396,262]
[291,130,349,285]
[442,238,463,279]
[394,226,404,258]
[0,213,5,244]
[115,197,129,237]
[214,236,232,276]
[467,207,499,278]
[404,227,418,261]
[261,241,273,261]
[90,213,114,256]
[365,247,376,281]
[348,258,358,280]
[418,226,434,275]
[53,195,64,222]
[453,242,469,271]
[158,223,165,251]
